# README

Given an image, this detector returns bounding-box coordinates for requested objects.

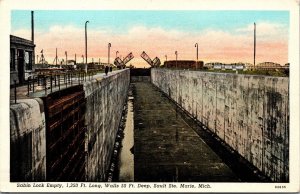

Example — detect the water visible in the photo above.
[118,96,134,181]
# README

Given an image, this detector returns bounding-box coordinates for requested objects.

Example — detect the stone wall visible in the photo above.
[151,68,289,182]
[84,69,130,181]
[10,98,46,181]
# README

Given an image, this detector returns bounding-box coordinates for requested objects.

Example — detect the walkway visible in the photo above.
[10,71,116,100]
[133,82,240,182]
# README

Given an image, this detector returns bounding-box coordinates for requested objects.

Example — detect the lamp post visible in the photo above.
[85,20,89,73]
[65,51,67,65]
[116,51,119,58]
[108,43,111,69]
[195,43,198,69]
[175,51,178,69]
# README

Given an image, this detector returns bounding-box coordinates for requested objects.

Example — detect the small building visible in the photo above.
[213,63,223,69]
[10,35,35,85]
[256,62,282,70]
[164,60,204,69]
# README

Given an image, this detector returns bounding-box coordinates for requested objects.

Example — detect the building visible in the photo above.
[256,62,284,70]
[205,62,245,70]
[10,35,35,85]
[244,63,254,70]
[164,60,204,69]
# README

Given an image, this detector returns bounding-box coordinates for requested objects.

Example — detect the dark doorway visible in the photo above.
[17,49,24,83]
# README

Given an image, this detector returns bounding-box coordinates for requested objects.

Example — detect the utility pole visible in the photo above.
[175,51,178,69]
[195,43,198,69]
[108,43,111,66]
[165,55,168,67]
[31,11,35,66]
[55,48,58,66]
[41,50,44,65]
[85,21,89,73]
[254,22,256,69]
[31,11,34,43]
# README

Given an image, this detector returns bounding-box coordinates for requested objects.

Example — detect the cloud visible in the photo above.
[11,22,288,67]
[236,22,288,41]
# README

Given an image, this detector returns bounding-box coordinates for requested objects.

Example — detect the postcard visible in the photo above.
[0,0,299,192]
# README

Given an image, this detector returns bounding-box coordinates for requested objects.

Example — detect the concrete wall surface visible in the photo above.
[84,69,130,181]
[131,76,151,82]
[10,98,46,181]
[151,68,289,182]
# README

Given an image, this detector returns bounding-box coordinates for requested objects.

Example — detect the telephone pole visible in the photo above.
[55,48,58,66]
[254,22,256,69]
[85,21,89,73]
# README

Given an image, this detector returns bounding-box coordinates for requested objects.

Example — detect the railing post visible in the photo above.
[27,77,30,96]
[44,76,47,95]
[50,75,53,93]
[37,75,40,86]
[78,72,80,84]
[32,76,35,93]
[55,74,57,87]
[58,74,61,91]
[14,80,17,104]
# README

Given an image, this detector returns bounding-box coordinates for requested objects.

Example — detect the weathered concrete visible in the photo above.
[131,76,151,82]
[10,69,130,181]
[133,82,240,182]
[151,68,289,182]
[84,69,130,181]
[10,98,46,181]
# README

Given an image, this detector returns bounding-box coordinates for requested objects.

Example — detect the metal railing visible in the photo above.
[26,70,99,97]
[12,70,102,104]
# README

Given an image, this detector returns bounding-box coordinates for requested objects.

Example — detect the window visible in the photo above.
[10,49,15,71]
[25,51,32,70]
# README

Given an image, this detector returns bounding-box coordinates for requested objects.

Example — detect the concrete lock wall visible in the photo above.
[10,98,46,181]
[151,68,289,182]
[84,69,130,181]
[10,69,130,181]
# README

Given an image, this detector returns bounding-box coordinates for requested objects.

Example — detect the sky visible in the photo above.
[11,10,289,67]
